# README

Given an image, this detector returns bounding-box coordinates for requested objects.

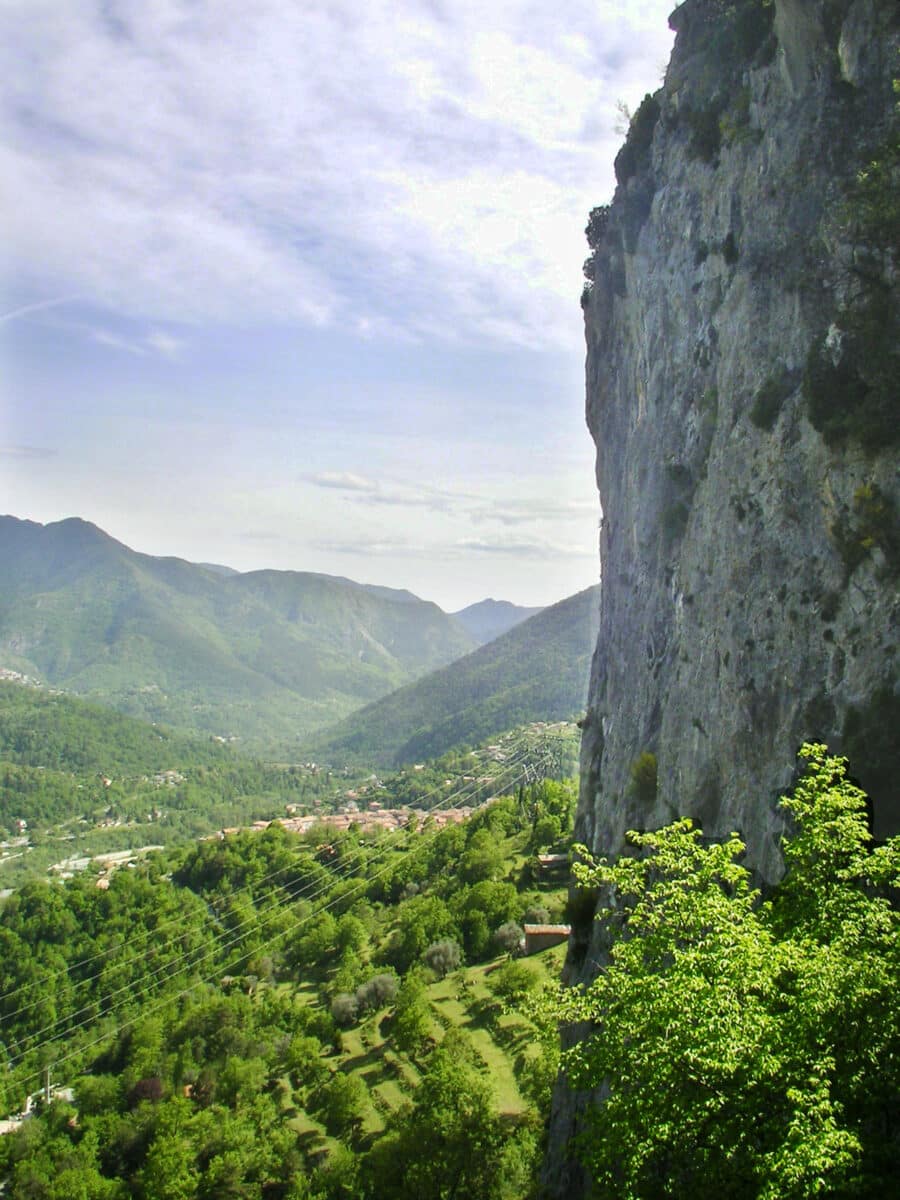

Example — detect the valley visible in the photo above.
[0,516,581,760]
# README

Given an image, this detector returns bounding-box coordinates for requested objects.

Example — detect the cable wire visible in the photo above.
[6,741,560,1079]
[3,748,537,1058]
[0,738,544,1018]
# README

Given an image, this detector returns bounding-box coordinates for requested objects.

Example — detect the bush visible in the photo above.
[721,231,739,265]
[355,972,398,1013]
[585,205,610,249]
[684,103,723,163]
[804,294,899,450]
[831,483,899,577]
[489,959,540,1004]
[614,94,661,186]
[522,904,550,926]
[749,367,795,431]
[331,992,359,1027]
[629,752,658,806]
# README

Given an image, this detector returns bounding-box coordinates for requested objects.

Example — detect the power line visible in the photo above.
[3,749,535,1058]
[46,757,542,1078]
[14,756,544,1085]
[6,740,562,1079]
[3,747,535,1056]
[0,739,545,1019]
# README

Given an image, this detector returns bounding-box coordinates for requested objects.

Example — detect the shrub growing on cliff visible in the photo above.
[614,94,660,186]
[628,751,658,805]
[749,367,795,430]
[804,292,898,450]
[548,744,900,1199]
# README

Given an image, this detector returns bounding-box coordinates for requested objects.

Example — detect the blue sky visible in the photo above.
[0,0,675,610]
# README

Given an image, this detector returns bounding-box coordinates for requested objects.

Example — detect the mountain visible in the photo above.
[309,585,599,767]
[452,598,544,645]
[195,562,241,577]
[0,516,476,751]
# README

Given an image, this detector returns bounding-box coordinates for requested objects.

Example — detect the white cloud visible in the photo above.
[306,472,381,494]
[458,536,594,558]
[88,326,185,357]
[0,444,56,459]
[305,473,469,512]
[0,295,82,324]
[145,330,184,359]
[91,328,146,355]
[0,0,675,348]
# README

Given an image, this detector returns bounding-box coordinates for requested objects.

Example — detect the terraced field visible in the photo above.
[281,940,567,1161]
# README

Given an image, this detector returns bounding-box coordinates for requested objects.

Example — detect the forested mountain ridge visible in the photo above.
[0,680,347,874]
[309,585,599,767]
[451,598,544,645]
[0,516,476,752]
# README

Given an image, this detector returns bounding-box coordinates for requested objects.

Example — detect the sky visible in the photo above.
[0,0,675,611]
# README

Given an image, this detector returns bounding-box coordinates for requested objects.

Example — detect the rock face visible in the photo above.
[544,0,898,1192]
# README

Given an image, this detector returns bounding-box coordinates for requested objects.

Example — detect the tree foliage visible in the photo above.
[551,744,900,1199]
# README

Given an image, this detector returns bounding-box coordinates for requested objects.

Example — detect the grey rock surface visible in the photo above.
[544,0,899,1192]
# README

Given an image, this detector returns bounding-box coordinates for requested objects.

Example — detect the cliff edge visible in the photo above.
[545,0,899,1192]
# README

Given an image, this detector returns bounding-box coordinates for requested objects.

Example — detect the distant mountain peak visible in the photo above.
[452,598,545,645]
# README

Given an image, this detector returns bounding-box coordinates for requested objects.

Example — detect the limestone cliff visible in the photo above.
[545,0,898,1192]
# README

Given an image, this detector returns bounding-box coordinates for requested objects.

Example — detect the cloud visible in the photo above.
[305,472,471,512]
[315,534,425,557]
[473,497,599,525]
[88,325,185,357]
[0,0,674,348]
[306,471,381,494]
[457,536,594,558]
[0,295,82,324]
[91,328,146,355]
[145,330,184,359]
[0,444,57,459]
[238,530,282,542]
[303,471,598,529]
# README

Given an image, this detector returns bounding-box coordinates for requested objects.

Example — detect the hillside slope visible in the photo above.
[0,516,475,749]
[309,585,599,767]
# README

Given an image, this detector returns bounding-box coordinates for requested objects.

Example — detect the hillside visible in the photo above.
[452,599,544,645]
[0,679,232,777]
[0,680,353,875]
[309,585,599,767]
[0,516,475,751]
[0,779,576,1198]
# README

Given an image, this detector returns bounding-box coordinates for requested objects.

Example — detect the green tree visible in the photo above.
[459,828,503,884]
[392,970,431,1054]
[489,959,539,1005]
[382,896,456,973]
[137,1102,200,1200]
[313,1072,367,1139]
[362,1032,508,1200]
[550,744,900,1199]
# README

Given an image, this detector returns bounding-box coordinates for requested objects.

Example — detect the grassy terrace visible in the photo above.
[280,940,567,1161]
